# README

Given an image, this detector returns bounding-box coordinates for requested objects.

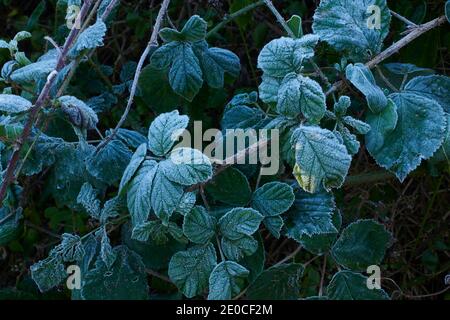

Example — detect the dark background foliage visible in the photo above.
[0,0,448,299]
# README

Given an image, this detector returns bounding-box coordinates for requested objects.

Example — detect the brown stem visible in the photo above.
[326,15,447,96]
[0,1,94,206]
[96,0,171,152]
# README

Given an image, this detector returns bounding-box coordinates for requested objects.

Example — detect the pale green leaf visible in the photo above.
[119,143,147,194]
[168,243,217,298]
[252,182,295,217]
[0,94,32,113]
[183,206,216,244]
[332,219,391,271]
[208,261,249,300]
[327,271,389,300]
[147,110,189,156]
[291,125,352,193]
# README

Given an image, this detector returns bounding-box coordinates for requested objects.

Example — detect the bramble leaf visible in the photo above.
[168,243,217,298]
[0,94,32,113]
[327,271,389,300]
[183,206,216,244]
[208,261,249,300]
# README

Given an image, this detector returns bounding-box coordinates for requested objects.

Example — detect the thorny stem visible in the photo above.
[326,15,447,96]
[96,0,171,152]
[0,0,122,205]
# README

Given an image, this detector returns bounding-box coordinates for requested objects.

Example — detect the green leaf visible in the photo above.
[58,95,99,130]
[221,105,265,130]
[97,226,117,269]
[81,246,149,300]
[126,160,158,227]
[122,222,185,270]
[332,219,391,271]
[365,99,398,153]
[247,264,304,300]
[119,143,147,194]
[251,182,295,217]
[160,147,212,186]
[147,110,189,156]
[291,125,352,193]
[0,94,32,113]
[139,65,184,112]
[183,206,216,244]
[168,243,217,298]
[86,139,132,185]
[77,182,101,219]
[151,42,203,101]
[345,63,388,114]
[0,208,22,246]
[10,58,56,84]
[342,116,371,135]
[206,167,252,206]
[13,31,32,42]
[327,271,389,300]
[366,93,446,182]
[219,208,263,240]
[180,15,207,42]
[312,0,391,61]
[176,192,197,216]
[259,74,282,104]
[277,73,326,123]
[287,15,303,38]
[300,210,342,255]
[194,41,240,88]
[30,256,66,293]
[404,75,450,113]
[257,35,319,78]
[263,216,284,239]
[69,20,107,57]
[151,168,184,223]
[239,232,265,283]
[285,187,337,240]
[431,113,450,163]
[208,261,249,300]
[221,235,258,261]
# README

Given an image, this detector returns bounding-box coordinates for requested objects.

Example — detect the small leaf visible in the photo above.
[151,168,184,223]
[86,139,132,185]
[285,187,337,240]
[208,261,249,300]
[263,216,284,239]
[219,207,263,240]
[77,182,101,219]
[291,125,352,193]
[97,226,117,269]
[58,95,99,130]
[259,74,282,104]
[0,94,32,113]
[69,20,107,57]
[10,58,56,84]
[257,35,319,77]
[277,73,326,122]
[127,160,158,227]
[168,243,217,298]
[327,271,389,300]
[247,264,304,300]
[180,15,207,42]
[365,99,398,153]
[13,31,32,42]
[183,206,216,244]
[193,41,240,88]
[221,235,259,261]
[252,182,294,217]
[30,256,66,293]
[332,219,391,271]
[287,15,303,38]
[221,105,265,130]
[342,116,371,135]
[175,192,197,216]
[119,143,147,194]
[205,167,252,206]
[147,110,189,156]
[160,147,212,186]
[346,63,388,114]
